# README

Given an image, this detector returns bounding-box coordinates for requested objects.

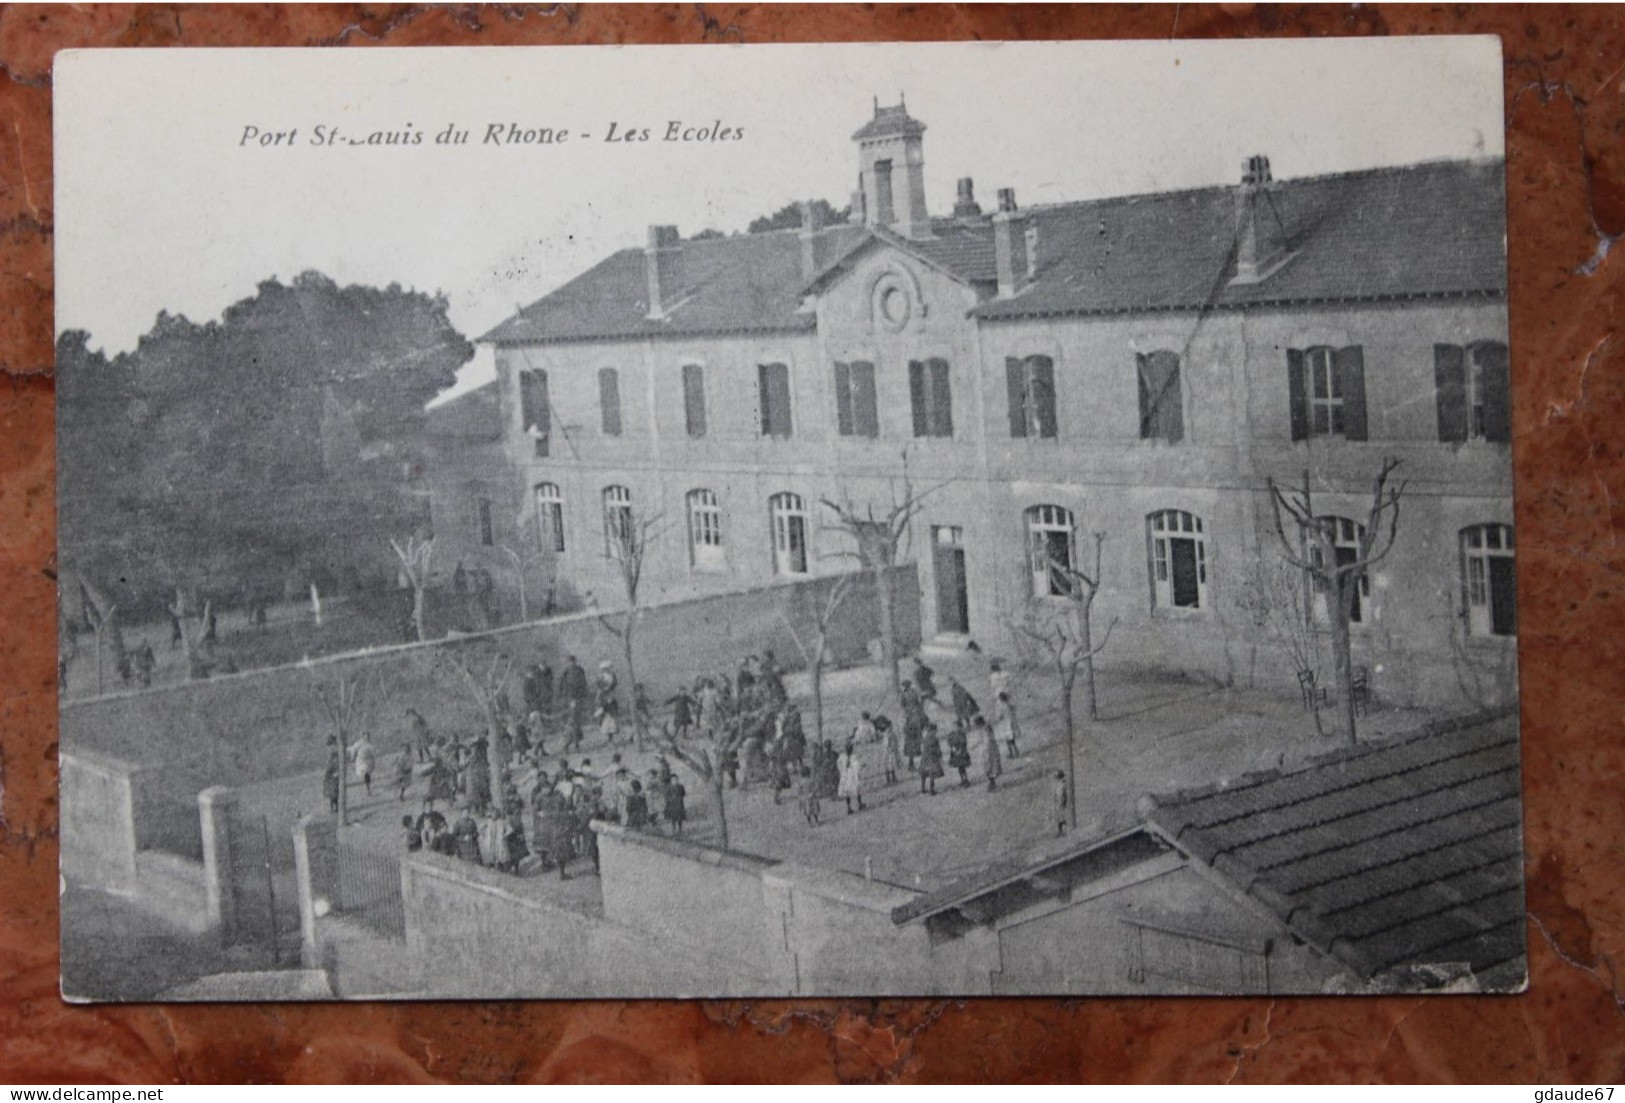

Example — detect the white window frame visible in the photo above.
[1026,504,1076,598]
[770,492,810,576]
[1306,346,1344,437]
[1309,515,1372,626]
[535,482,565,555]
[1462,523,1516,638]
[602,484,633,560]
[687,488,726,572]
[1148,510,1207,611]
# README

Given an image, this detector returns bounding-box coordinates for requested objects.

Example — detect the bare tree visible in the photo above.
[776,570,859,743]
[653,698,776,852]
[438,643,516,815]
[1012,531,1118,829]
[391,535,435,642]
[597,506,667,750]
[76,578,121,695]
[1235,556,1330,737]
[168,587,212,680]
[1267,459,1406,746]
[309,669,367,828]
[820,456,944,699]
[500,542,555,623]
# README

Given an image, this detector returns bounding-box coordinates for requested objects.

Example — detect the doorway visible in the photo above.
[933,525,969,635]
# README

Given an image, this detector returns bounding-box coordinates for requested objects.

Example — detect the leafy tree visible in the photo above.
[56,272,473,653]
[747,198,848,234]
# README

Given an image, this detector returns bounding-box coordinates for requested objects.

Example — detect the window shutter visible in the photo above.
[930,359,954,436]
[1162,356,1185,443]
[1335,346,1367,441]
[757,364,772,436]
[1479,342,1512,443]
[598,368,622,436]
[760,362,792,438]
[1286,349,1308,441]
[1137,353,1154,439]
[1032,356,1058,438]
[834,361,854,437]
[1006,357,1028,438]
[854,362,879,438]
[683,364,707,438]
[909,360,928,437]
[1433,344,1467,443]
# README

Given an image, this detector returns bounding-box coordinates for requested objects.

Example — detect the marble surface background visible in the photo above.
[1,3,1621,1083]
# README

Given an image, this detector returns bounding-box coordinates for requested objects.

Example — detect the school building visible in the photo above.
[437,101,1515,709]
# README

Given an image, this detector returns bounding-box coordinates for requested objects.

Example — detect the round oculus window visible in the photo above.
[878,283,911,330]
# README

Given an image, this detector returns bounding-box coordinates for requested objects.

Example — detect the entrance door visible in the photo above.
[933,526,969,634]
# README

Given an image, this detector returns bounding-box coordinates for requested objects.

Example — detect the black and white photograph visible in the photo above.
[54,37,1521,1001]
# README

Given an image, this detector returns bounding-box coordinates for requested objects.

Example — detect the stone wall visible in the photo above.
[60,566,920,802]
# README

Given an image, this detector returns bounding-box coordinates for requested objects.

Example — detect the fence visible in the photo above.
[333,839,406,939]
[223,801,300,967]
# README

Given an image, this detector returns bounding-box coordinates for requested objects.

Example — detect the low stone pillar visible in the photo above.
[197,786,237,937]
[291,815,337,970]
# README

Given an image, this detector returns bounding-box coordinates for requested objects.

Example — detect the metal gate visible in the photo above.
[334,839,405,940]
[225,807,300,967]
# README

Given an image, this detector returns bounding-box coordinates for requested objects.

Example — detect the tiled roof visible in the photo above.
[481,158,1505,345]
[852,104,926,141]
[480,224,867,345]
[1141,708,1524,981]
[976,159,1507,320]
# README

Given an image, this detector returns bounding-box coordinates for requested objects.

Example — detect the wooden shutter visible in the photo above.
[1479,342,1512,443]
[1287,349,1308,441]
[1137,353,1154,439]
[759,363,791,438]
[1031,356,1058,438]
[909,360,928,437]
[683,364,706,438]
[1335,346,1367,441]
[930,359,954,436]
[1161,355,1184,443]
[853,361,879,438]
[598,368,622,436]
[833,361,854,437]
[1006,357,1028,438]
[1433,344,1467,443]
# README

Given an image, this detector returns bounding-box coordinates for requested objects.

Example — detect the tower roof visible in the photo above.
[852,100,926,141]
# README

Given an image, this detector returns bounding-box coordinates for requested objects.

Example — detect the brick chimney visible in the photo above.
[952,176,982,220]
[644,225,682,319]
[798,200,825,280]
[993,188,1031,298]
[1233,154,1288,284]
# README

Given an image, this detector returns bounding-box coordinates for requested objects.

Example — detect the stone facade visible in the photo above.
[460,103,1514,710]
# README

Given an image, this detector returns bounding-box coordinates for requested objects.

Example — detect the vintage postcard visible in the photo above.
[54,38,1521,1000]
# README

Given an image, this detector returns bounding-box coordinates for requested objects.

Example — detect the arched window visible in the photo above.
[602,485,632,559]
[534,482,564,554]
[1461,523,1516,637]
[687,488,725,572]
[1136,351,1183,443]
[1026,504,1076,597]
[1310,515,1371,624]
[769,492,809,575]
[1147,510,1206,609]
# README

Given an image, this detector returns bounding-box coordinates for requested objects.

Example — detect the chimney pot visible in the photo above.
[953,177,982,220]
[997,187,1017,214]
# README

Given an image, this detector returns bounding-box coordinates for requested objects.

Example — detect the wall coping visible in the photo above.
[403,849,606,919]
[594,822,782,874]
[61,564,908,710]
[59,746,146,777]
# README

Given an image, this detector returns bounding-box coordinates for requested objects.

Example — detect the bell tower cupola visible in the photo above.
[853,96,931,239]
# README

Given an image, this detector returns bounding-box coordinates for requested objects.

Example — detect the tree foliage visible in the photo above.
[57,272,472,620]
